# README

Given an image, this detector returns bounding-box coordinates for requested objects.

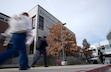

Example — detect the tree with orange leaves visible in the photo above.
[46,22,78,57]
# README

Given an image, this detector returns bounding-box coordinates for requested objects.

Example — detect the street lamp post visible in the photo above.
[61,23,67,65]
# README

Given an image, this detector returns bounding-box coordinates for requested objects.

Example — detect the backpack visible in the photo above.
[36,39,42,50]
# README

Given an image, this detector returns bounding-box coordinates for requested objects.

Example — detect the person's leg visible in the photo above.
[99,57,103,64]
[43,50,48,67]
[13,33,29,70]
[32,50,41,66]
[18,48,28,69]
[0,37,15,65]
[0,45,14,65]
[101,57,104,64]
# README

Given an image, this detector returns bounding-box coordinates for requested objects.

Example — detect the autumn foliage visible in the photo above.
[46,22,79,56]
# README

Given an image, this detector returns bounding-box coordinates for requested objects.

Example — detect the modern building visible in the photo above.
[28,5,76,65]
[28,5,75,55]
[28,5,60,55]
[89,40,111,64]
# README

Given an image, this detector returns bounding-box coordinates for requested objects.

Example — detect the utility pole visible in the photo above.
[61,23,67,65]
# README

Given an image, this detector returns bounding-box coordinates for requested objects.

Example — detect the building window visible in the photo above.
[93,49,96,53]
[38,15,44,30]
[32,15,36,29]
[0,17,4,20]
[101,46,105,51]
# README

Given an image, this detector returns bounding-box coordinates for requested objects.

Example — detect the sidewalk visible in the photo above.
[0,64,110,72]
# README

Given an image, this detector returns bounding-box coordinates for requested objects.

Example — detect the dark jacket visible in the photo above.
[40,38,48,51]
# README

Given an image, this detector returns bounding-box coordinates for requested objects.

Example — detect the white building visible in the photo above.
[90,40,111,64]
[28,5,60,54]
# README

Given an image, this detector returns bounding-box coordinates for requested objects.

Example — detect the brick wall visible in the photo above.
[0,20,9,52]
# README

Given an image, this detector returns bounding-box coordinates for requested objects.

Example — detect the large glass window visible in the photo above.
[32,15,36,29]
[38,15,44,30]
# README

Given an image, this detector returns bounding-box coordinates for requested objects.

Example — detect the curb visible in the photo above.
[77,65,111,72]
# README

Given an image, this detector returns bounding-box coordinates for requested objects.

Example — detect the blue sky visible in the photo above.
[0,0,111,46]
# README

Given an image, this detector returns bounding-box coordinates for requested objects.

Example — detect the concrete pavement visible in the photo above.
[0,64,110,72]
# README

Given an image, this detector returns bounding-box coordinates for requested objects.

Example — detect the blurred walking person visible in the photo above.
[0,12,32,70]
[98,50,104,64]
[31,36,48,67]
